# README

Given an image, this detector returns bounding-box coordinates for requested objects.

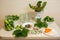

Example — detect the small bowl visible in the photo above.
[22,22,34,30]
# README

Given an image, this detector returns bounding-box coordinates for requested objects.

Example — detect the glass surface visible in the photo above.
[19,13,35,24]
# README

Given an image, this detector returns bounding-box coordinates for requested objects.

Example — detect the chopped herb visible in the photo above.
[15,25,23,30]
[13,27,29,37]
[34,18,48,28]
[6,15,19,21]
[44,16,54,22]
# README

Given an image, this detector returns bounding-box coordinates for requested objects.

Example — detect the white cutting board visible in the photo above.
[0,22,60,38]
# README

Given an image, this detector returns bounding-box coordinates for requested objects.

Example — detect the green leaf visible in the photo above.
[6,15,19,21]
[13,27,29,37]
[15,25,22,30]
[13,30,22,37]
[44,16,54,22]
[37,1,42,7]
[34,18,48,28]
[22,28,29,37]
[29,4,35,9]
[13,30,21,35]
[42,21,48,28]
[40,2,47,11]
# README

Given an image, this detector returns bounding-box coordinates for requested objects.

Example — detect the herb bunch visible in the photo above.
[13,25,29,37]
[34,16,54,28]
[34,18,48,28]
[4,15,19,31]
[29,1,47,12]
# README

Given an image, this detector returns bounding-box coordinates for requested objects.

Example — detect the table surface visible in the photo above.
[0,22,60,39]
